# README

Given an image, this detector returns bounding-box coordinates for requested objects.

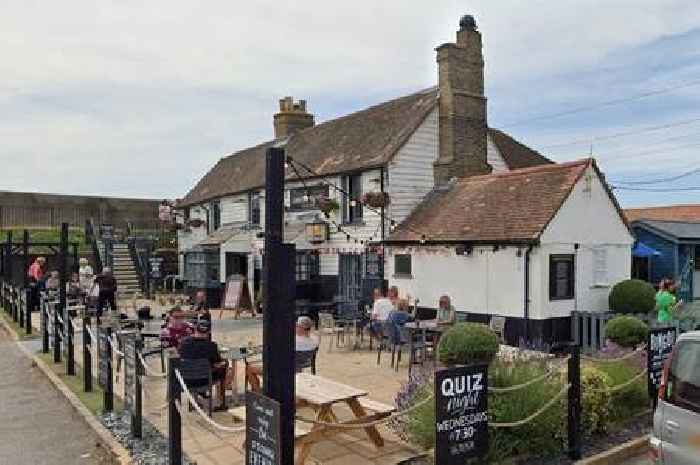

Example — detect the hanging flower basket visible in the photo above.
[318,197,340,215]
[362,191,390,208]
[187,218,206,228]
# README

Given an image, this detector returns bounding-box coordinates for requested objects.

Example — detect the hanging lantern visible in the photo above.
[305,220,329,244]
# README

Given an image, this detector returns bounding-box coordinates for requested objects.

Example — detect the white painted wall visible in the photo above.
[220,193,248,225]
[387,246,525,317]
[386,108,438,224]
[486,133,508,173]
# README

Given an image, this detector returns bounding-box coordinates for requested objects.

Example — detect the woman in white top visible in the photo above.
[78,258,94,292]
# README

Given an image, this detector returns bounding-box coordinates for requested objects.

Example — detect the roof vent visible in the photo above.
[459,15,477,31]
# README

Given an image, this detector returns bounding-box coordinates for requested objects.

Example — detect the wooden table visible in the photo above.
[294,373,392,464]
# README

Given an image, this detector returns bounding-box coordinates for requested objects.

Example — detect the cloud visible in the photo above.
[1,0,699,206]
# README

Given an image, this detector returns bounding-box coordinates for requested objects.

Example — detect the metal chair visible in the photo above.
[295,348,318,374]
[179,358,214,417]
[318,313,344,351]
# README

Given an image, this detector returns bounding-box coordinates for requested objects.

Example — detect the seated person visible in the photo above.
[387,299,412,344]
[295,316,319,351]
[190,290,211,321]
[178,320,229,410]
[370,288,394,338]
[437,295,456,325]
[67,272,82,300]
[45,271,60,291]
[160,307,193,349]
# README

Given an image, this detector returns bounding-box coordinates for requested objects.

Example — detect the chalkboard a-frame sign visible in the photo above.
[246,391,281,465]
[647,326,677,398]
[435,364,489,465]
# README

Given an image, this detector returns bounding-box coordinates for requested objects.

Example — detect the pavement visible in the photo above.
[0,324,109,465]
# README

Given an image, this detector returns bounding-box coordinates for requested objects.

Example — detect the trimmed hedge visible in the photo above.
[608,279,656,314]
[437,323,499,366]
[605,316,649,348]
[581,366,612,434]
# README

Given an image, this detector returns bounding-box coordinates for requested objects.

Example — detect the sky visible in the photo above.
[1,0,699,207]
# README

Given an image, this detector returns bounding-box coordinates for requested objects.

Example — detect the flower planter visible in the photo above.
[362,191,390,208]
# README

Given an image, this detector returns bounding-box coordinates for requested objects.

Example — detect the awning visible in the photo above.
[632,241,661,258]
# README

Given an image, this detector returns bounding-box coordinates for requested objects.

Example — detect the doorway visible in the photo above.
[225,252,248,280]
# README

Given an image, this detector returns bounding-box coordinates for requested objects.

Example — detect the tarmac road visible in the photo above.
[0,326,109,465]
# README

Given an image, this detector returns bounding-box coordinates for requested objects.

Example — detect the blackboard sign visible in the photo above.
[648,327,677,397]
[435,364,489,465]
[246,391,281,465]
[224,275,252,311]
[149,257,164,279]
[123,333,137,411]
[98,327,112,389]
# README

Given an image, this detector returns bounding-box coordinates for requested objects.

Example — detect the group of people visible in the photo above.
[27,256,119,316]
[656,278,683,323]
[369,286,456,343]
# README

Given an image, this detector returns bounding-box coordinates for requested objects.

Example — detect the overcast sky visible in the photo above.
[2,0,699,207]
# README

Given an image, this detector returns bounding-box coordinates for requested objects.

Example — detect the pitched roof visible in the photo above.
[180,88,553,207]
[388,159,594,243]
[180,88,439,207]
[632,219,700,241]
[487,128,553,169]
[625,204,700,223]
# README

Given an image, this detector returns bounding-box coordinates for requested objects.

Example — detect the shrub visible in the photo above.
[580,366,612,435]
[596,359,649,423]
[605,316,648,348]
[437,323,499,366]
[608,279,656,314]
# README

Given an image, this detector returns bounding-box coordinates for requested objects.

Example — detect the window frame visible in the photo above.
[343,173,363,224]
[665,341,700,414]
[288,185,330,212]
[295,251,320,282]
[394,254,412,278]
[210,200,221,231]
[549,254,575,301]
[592,247,608,287]
[248,191,261,226]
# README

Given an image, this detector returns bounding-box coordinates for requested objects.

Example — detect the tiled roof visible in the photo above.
[488,128,553,169]
[180,88,553,207]
[388,159,593,243]
[180,88,439,206]
[632,219,700,241]
[625,205,700,223]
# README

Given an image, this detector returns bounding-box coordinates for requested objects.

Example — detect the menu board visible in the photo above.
[246,391,281,465]
[224,275,252,310]
[100,224,114,241]
[647,327,677,397]
[98,327,112,389]
[435,364,489,465]
[123,333,137,411]
[149,257,164,279]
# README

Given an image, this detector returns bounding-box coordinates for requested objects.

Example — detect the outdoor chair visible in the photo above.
[318,313,344,351]
[490,316,506,343]
[179,358,214,417]
[295,348,318,374]
[375,321,395,366]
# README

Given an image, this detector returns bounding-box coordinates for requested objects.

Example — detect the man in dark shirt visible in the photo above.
[178,320,228,409]
[95,267,118,317]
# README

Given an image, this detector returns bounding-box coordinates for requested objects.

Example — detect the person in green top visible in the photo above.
[656,279,681,323]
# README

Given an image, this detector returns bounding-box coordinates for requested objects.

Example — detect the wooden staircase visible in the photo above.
[111,242,142,299]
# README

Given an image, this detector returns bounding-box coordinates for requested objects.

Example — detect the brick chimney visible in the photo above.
[433,15,491,186]
[273,96,314,139]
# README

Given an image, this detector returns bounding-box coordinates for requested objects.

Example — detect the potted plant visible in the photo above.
[318,197,340,216]
[362,191,390,208]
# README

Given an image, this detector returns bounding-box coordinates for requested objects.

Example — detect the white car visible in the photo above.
[650,331,700,465]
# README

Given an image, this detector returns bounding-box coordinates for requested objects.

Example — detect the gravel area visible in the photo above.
[100,411,195,465]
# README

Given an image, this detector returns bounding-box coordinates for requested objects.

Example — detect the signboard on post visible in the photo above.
[246,391,281,465]
[648,326,677,398]
[149,257,164,279]
[224,274,253,317]
[435,364,489,465]
[100,224,114,241]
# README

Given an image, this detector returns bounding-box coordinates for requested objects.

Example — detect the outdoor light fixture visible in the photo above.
[305,220,328,244]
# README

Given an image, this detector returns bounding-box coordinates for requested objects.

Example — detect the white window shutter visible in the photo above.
[593,247,608,285]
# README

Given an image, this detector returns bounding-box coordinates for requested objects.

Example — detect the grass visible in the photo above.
[36,351,122,415]
[0,310,39,340]
[595,360,649,424]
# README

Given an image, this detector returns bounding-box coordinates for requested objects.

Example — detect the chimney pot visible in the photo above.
[273,96,315,139]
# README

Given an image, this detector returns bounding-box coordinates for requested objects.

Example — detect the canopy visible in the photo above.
[632,241,661,258]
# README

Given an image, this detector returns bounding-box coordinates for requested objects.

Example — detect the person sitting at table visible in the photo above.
[45,270,60,291]
[161,307,193,349]
[437,294,456,325]
[190,289,211,322]
[369,288,394,339]
[388,286,400,308]
[387,299,412,344]
[295,316,319,351]
[178,320,229,410]
[67,272,82,300]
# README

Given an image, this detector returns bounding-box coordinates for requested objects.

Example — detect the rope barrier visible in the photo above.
[488,356,570,393]
[85,326,97,343]
[56,314,64,326]
[585,369,648,394]
[173,369,246,433]
[490,383,571,428]
[138,353,167,378]
[109,335,125,357]
[582,347,646,364]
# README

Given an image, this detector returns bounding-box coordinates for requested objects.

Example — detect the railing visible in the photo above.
[572,310,680,353]
[128,237,153,296]
[86,220,103,273]
[1,278,33,335]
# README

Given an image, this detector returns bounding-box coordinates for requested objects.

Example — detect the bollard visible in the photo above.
[101,326,114,412]
[132,337,143,439]
[18,287,24,329]
[567,344,582,460]
[25,288,32,335]
[41,295,49,354]
[66,306,75,376]
[53,300,62,363]
[83,315,92,392]
[12,287,18,323]
[168,356,182,465]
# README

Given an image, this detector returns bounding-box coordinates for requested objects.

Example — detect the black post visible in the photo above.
[21,230,29,331]
[72,243,79,273]
[132,337,143,439]
[6,231,12,286]
[145,245,151,300]
[53,296,62,364]
[41,294,49,353]
[83,315,92,392]
[263,146,296,465]
[60,223,75,375]
[103,326,114,412]
[567,344,582,460]
[168,356,182,465]
[25,288,32,334]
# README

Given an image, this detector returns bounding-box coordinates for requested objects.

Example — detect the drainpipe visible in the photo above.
[379,168,386,286]
[524,245,533,342]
